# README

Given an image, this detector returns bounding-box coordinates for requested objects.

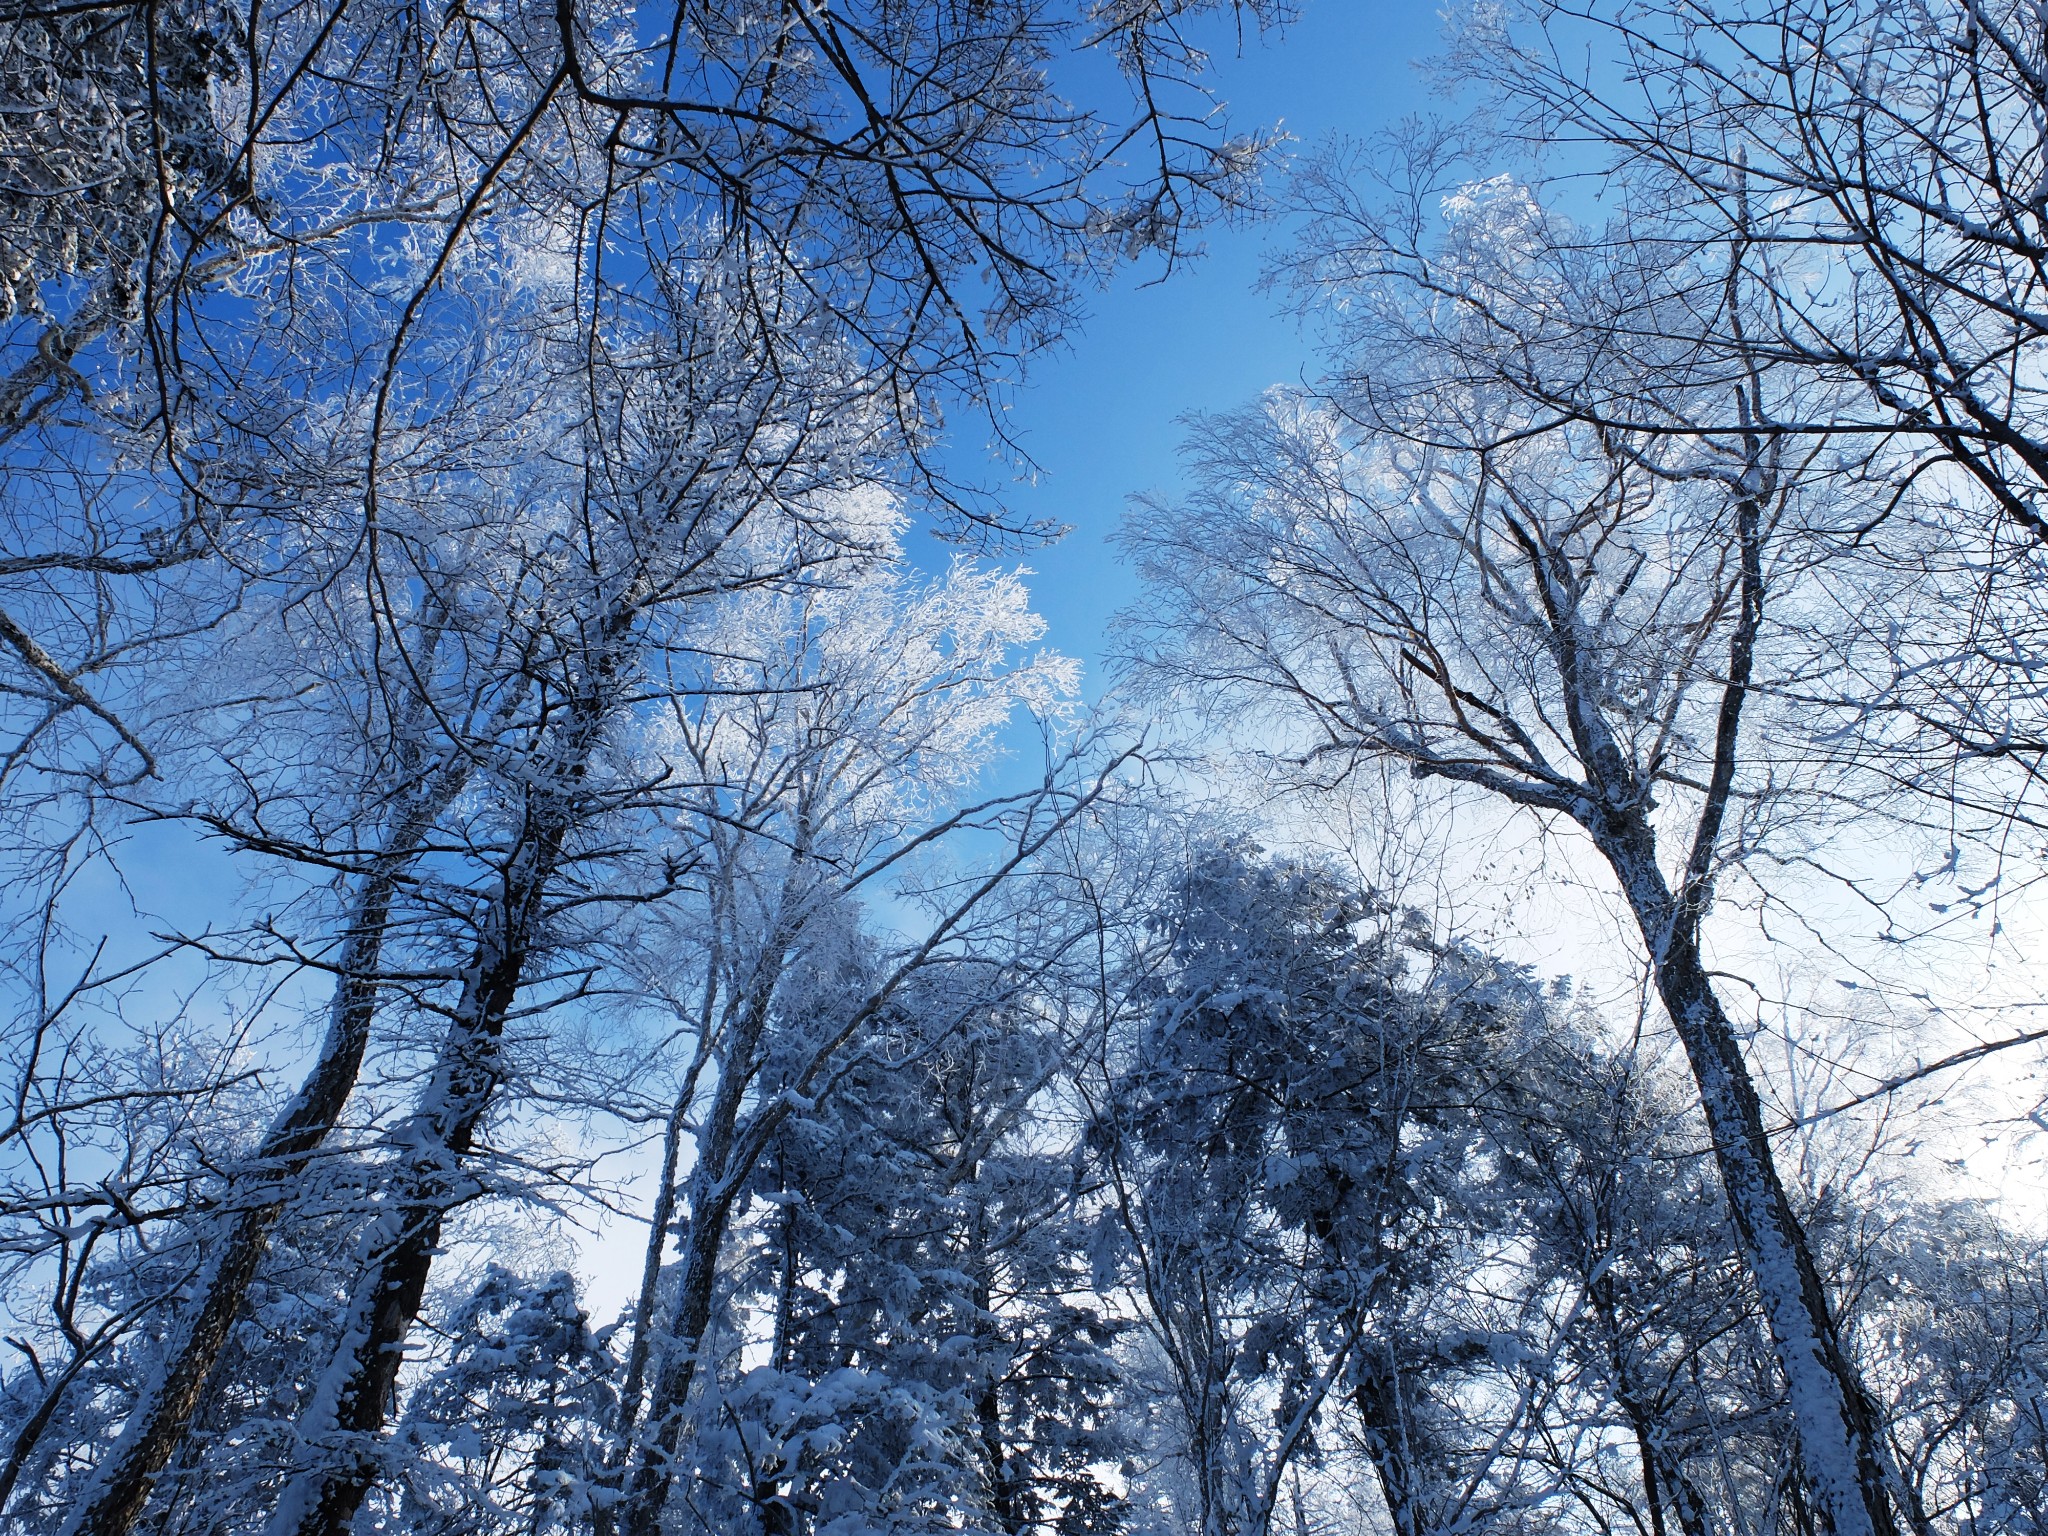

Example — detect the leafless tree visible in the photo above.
[1122,161,1912,1534]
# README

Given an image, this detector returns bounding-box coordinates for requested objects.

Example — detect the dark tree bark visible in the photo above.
[61,767,464,1536]
[1352,1357,1427,1536]
[260,820,559,1536]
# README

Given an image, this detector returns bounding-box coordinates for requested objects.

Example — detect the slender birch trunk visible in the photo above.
[1590,1277,1712,1536]
[614,759,1106,1535]
[969,1203,1025,1536]
[0,1330,106,1516]
[1352,1357,1425,1536]
[260,640,622,1536]
[616,943,721,1437]
[749,1186,801,1536]
[255,559,658,1536]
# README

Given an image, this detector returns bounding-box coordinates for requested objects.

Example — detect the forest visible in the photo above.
[2,1,2046,1533]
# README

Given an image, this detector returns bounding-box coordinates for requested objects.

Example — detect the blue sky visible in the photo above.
[965,1,1449,682]
[55,4,1457,1001]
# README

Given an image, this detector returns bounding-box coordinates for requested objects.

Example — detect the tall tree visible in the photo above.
[1092,844,1545,1536]
[1490,1019,1783,1536]
[1122,170,1908,1533]
[603,555,1111,1536]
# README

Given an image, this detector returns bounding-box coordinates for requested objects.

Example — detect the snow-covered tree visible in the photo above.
[686,957,1122,1536]
[1489,1019,1785,1536]
[1121,163,1913,1534]
[1091,844,1551,1536]
[394,1267,619,1536]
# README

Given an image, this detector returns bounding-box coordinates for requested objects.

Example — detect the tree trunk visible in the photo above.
[0,1336,103,1518]
[1590,1275,1710,1536]
[60,779,460,1536]
[750,1183,800,1536]
[1613,1374,1711,1536]
[260,826,556,1536]
[1599,823,1897,1536]
[976,1375,1020,1536]
[1352,1352,1424,1536]
[259,592,639,1536]
[616,968,719,1438]
[619,982,781,1536]
[970,1205,1025,1536]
